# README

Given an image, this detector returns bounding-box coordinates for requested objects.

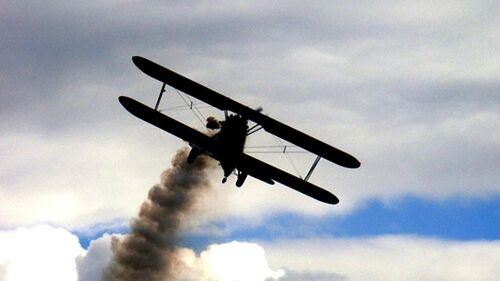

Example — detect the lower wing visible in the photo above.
[238,154,339,204]
[118,96,214,149]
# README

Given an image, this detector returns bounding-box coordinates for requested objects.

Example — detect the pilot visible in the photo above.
[206,116,221,130]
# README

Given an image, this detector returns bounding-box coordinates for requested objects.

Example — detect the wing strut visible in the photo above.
[247,124,263,135]
[304,156,321,182]
[154,83,167,111]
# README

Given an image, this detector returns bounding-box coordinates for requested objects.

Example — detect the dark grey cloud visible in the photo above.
[2,1,498,97]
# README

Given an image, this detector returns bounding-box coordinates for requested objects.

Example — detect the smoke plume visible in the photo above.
[103,148,216,281]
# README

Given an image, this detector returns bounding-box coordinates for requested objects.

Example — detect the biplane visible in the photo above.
[119,56,360,204]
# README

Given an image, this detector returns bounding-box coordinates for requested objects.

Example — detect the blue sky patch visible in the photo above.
[180,195,500,250]
[76,224,129,249]
[77,195,499,250]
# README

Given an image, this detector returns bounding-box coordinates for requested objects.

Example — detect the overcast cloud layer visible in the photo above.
[1,0,499,230]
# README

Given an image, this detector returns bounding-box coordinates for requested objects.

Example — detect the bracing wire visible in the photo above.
[245,145,307,154]
[163,87,307,178]
[244,151,308,154]
[245,145,299,148]
[159,103,211,112]
[174,89,206,127]
[273,136,303,178]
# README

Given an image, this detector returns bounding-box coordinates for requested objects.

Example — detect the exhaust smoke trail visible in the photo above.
[103,148,216,281]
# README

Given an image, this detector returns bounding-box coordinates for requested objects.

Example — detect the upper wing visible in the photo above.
[238,153,340,204]
[119,96,214,149]
[132,56,360,169]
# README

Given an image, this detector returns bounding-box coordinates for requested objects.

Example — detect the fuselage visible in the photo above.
[189,114,248,179]
[209,114,248,177]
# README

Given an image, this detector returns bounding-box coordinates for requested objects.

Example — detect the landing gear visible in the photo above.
[222,167,232,184]
[236,172,247,187]
[221,173,246,186]
[187,147,202,164]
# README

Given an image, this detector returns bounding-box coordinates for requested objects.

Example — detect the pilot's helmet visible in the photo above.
[206,116,220,130]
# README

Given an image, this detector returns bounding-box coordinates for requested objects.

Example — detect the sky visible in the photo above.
[1,1,499,280]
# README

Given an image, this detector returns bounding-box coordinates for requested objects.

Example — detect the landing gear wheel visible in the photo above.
[222,177,227,184]
[235,173,247,187]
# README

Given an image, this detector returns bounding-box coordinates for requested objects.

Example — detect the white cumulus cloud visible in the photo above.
[74,234,283,281]
[76,234,115,281]
[175,241,285,281]
[0,225,84,281]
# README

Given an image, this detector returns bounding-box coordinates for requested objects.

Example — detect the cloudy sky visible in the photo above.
[1,1,499,280]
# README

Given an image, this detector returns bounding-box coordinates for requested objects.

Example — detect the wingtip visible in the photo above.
[118,95,128,104]
[329,195,340,205]
[132,56,143,66]
[319,191,340,205]
[346,157,361,169]
[118,96,136,110]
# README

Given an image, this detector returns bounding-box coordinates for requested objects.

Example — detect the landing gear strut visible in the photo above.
[222,167,231,184]
[187,147,202,164]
